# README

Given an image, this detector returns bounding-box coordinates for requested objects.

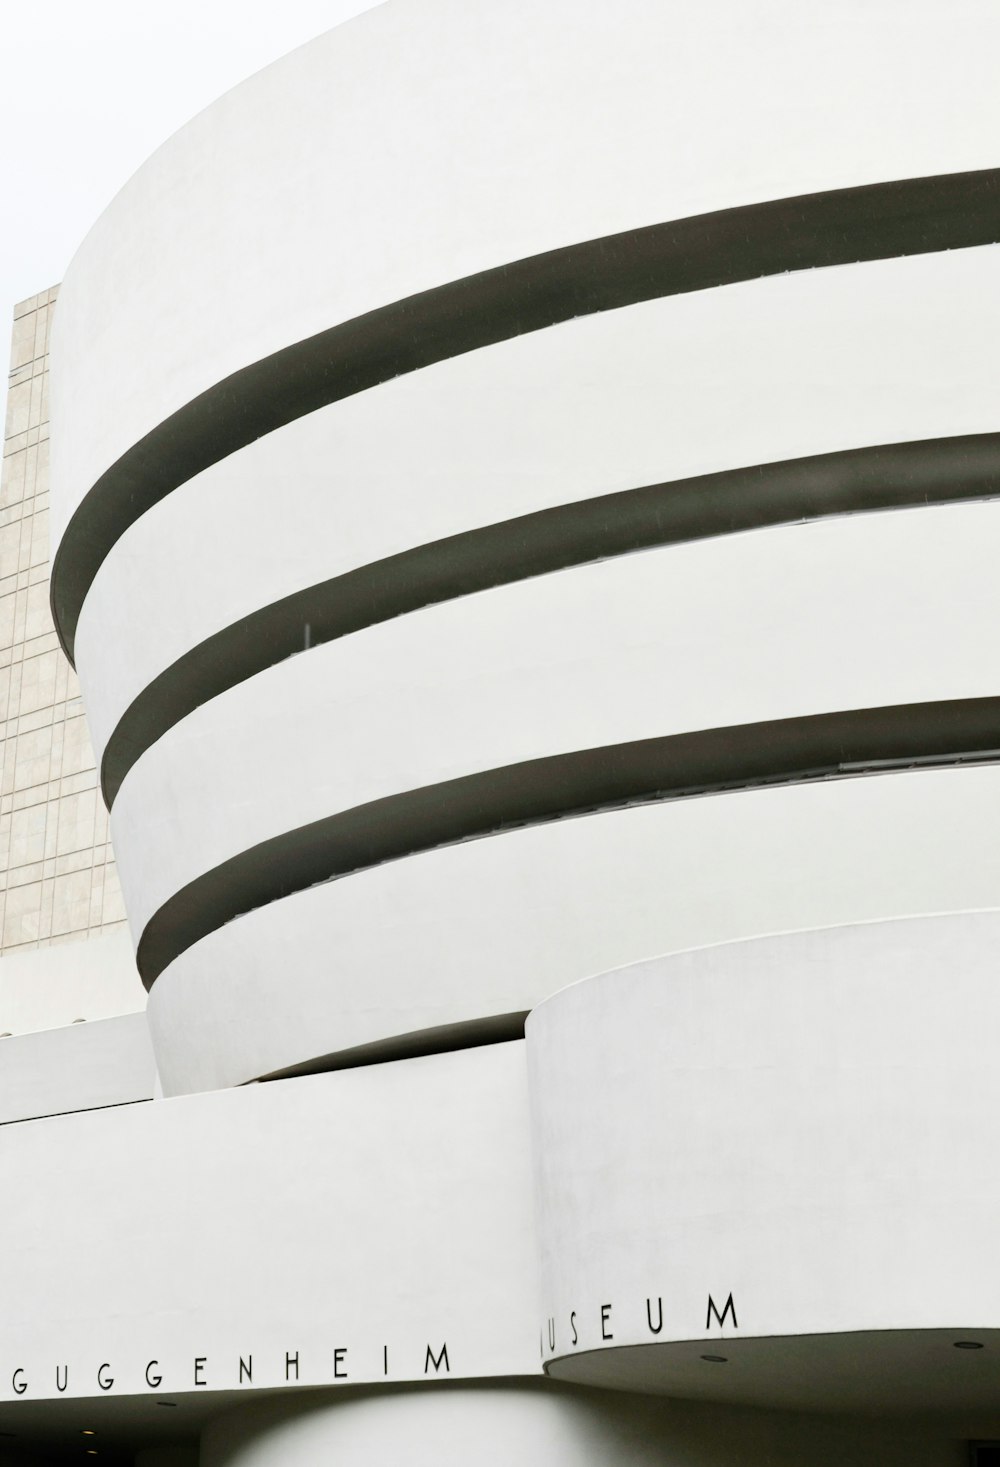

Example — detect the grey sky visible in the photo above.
[0,0,381,313]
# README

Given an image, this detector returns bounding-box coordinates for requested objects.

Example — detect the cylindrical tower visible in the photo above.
[43,1,1000,1457]
[50,0,1000,1097]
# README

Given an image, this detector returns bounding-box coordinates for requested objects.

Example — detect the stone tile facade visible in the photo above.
[0,290,126,953]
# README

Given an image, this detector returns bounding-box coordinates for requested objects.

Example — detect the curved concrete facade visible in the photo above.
[73,244,1000,773]
[22,0,1000,1461]
[110,503,1000,957]
[529,914,1000,1410]
[147,769,1000,1096]
[47,0,1000,570]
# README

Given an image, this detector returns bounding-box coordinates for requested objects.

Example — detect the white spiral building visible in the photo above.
[2,1,1000,1462]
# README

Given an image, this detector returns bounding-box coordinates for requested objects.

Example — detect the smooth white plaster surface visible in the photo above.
[111,499,1000,938]
[0,927,144,1036]
[0,1041,538,1401]
[75,245,1000,756]
[26,0,1000,1451]
[147,768,1000,1094]
[49,0,1000,547]
[528,913,1000,1366]
[3,919,1000,1429]
[0,1014,155,1125]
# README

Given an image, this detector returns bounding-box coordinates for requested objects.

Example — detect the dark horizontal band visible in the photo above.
[52,166,1000,661]
[258,1011,529,1084]
[138,696,1000,989]
[102,432,1000,806]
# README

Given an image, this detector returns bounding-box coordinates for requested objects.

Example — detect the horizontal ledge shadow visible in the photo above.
[137,695,1000,988]
[53,165,1000,660]
[102,431,1000,806]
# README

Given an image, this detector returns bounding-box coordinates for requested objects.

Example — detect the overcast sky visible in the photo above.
[0,0,382,315]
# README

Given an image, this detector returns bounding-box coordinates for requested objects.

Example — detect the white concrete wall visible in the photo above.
[149,769,1000,1095]
[48,0,1000,544]
[29,0,1000,1457]
[0,1013,155,1124]
[111,499,1000,942]
[0,1042,537,1402]
[0,927,144,1037]
[528,912,1000,1413]
[47,0,1000,1096]
[74,245,1000,760]
[4,915,1000,1434]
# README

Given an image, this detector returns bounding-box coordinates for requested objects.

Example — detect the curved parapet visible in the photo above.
[147,771,1000,1095]
[527,911,1000,1411]
[0,1040,539,1408]
[65,229,1000,804]
[47,0,1000,651]
[48,0,1000,1092]
[115,500,1000,979]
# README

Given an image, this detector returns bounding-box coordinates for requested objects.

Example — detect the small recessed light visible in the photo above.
[82,1430,96,1436]
[954,1340,985,1350]
[701,1353,728,1363]
[157,1400,178,1408]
